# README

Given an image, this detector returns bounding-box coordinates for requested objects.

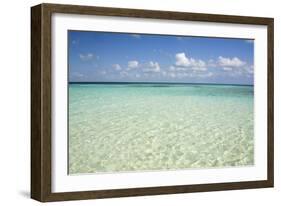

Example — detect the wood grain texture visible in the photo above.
[42,3,272,25]
[31,4,52,202]
[267,20,274,186]
[31,4,42,201]
[31,3,274,202]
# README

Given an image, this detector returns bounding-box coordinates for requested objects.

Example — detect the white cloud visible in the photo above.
[167,53,252,80]
[127,60,139,70]
[175,52,207,71]
[208,57,250,77]
[143,61,161,72]
[79,53,94,61]
[156,54,252,80]
[175,53,191,67]
[192,59,206,68]
[217,56,253,78]
[112,64,122,71]
[218,56,246,68]
[245,65,254,74]
[161,52,211,79]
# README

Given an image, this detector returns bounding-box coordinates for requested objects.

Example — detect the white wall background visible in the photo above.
[0,0,279,205]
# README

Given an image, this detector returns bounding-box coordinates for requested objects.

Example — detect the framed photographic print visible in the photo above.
[31,3,274,202]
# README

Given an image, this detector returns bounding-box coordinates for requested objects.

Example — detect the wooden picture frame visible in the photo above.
[31,3,274,202]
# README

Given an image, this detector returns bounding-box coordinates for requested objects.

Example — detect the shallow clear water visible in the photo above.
[68,83,254,174]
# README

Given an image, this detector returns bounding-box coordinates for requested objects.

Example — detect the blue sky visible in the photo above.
[68,31,254,85]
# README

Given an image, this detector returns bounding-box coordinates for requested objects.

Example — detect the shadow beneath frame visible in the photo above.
[18,190,30,198]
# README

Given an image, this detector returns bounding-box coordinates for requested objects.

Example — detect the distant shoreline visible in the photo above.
[69,81,253,87]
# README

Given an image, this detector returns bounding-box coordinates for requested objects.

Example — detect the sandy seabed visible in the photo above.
[68,84,254,174]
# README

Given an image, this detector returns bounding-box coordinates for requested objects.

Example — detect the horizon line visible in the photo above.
[68,81,254,86]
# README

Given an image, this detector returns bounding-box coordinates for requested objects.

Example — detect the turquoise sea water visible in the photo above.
[68,83,254,174]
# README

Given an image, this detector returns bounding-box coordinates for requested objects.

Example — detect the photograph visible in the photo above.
[68,31,254,174]
[30,3,274,201]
